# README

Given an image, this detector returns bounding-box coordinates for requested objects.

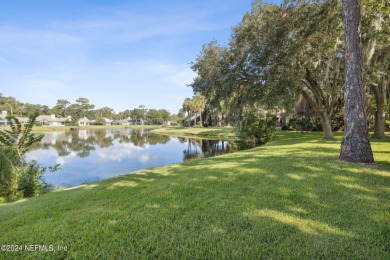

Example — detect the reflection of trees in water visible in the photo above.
[29,129,170,158]
[29,129,255,160]
[183,138,256,161]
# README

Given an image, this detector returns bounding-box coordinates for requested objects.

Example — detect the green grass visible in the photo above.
[151,126,239,140]
[0,131,389,258]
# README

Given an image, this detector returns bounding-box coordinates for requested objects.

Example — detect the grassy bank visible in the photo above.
[0,132,389,258]
[151,126,239,140]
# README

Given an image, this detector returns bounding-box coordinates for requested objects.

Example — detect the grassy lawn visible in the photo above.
[151,126,239,140]
[0,131,389,258]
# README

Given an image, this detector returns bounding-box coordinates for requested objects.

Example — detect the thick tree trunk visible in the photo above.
[301,90,334,140]
[320,113,334,140]
[340,0,374,163]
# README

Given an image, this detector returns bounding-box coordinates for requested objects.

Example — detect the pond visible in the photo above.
[25,128,255,187]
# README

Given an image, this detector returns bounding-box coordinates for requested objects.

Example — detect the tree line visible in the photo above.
[0,94,178,125]
[184,0,389,162]
[187,0,388,140]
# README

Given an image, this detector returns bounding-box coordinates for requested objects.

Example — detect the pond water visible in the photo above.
[25,128,254,187]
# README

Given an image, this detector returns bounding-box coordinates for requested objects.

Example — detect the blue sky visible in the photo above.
[0,0,282,114]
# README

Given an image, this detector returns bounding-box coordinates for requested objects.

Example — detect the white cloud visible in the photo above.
[94,141,146,163]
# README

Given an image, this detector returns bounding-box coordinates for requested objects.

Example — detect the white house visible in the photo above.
[0,111,8,125]
[78,117,94,126]
[118,117,132,125]
[36,114,71,126]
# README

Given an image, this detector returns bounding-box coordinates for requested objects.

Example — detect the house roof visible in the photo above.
[103,118,114,123]
[78,117,93,122]
[15,117,29,123]
[118,118,131,123]
[36,115,71,122]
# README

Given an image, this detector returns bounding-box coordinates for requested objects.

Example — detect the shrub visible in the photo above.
[95,118,106,125]
[0,147,22,198]
[18,161,59,198]
[0,114,59,202]
[238,114,277,144]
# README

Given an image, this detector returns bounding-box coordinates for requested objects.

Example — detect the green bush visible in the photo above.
[0,114,59,202]
[238,114,277,144]
[18,161,58,198]
[95,118,106,125]
[0,147,21,198]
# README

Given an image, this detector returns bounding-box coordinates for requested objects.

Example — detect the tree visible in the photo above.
[362,0,390,139]
[0,113,58,199]
[0,113,44,157]
[146,109,160,124]
[244,1,344,139]
[182,98,194,126]
[66,104,83,121]
[339,0,374,162]
[56,99,70,117]
[94,117,106,125]
[96,107,115,119]
[192,94,207,127]
[130,106,147,122]
[190,42,236,127]
[158,109,170,123]
[76,97,95,117]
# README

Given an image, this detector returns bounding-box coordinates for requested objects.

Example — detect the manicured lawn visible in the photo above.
[151,126,239,140]
[0,131,389,258]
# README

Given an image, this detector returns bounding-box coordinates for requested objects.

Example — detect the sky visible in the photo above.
[0,0,282,114]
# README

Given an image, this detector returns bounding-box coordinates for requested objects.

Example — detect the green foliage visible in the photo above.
[18,162,60,198]
[0,113,43,156]
[0,147,21,198]
[288,118,322,132]
[0,114,58,201]
[94,117,106,125]
[238,114,276,144]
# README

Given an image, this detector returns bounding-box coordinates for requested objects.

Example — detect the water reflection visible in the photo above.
[26,129,254,187]
[181,138,253,161]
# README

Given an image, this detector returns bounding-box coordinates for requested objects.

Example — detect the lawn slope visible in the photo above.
[0,132,389,259]
[151,126,239,140]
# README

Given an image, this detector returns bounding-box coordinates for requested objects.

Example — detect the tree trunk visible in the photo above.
[373,101,386,139]
[340,0,374,163]
[194,113,197,128]
[301,91,335,140]
[371,79,388,139]
[200,111,203,127]
[320,113,334,140]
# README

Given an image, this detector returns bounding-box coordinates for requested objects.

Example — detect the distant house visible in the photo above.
[0,111,8,126]
[164,120,177,126]
[103,118,119,125]
[36,114,71,126]
[0,111,29,125]
[118,117,132,125]
[78,117,94,126]
[103,118,113,125]
[129,119,143,125]
[15,117,29,124]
